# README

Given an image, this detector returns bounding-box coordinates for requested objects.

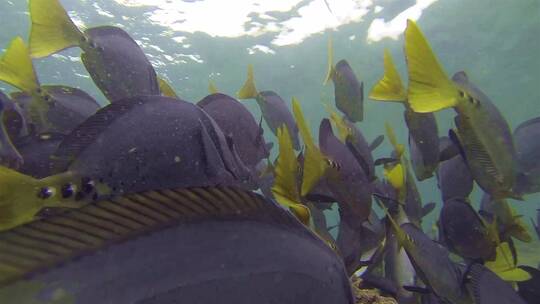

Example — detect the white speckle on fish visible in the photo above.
[174,156,181,163]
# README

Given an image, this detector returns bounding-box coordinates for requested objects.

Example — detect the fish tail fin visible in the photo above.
[323,37,334,85]
[485,242,532,282]
[237,64,258,99]
[385,122,405,158]
[0,166,43,231]
[0,37,40,93]
[404,20,458,113]
[157,76,178,98]
[29,0,84,58]
[369,49,408,103]
[271,126,310,226]
[208,80,218,94]
[291,98,329,195]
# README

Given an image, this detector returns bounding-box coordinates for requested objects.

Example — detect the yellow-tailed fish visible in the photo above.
[370,49,439,181]
[271,125,310,225]
[0,37,99,134]
[29,0,160,102]
[404,20,518,200]
[324,37,364,122]
[237,64,300,149]
[291,97,329,196]
[0,186,352,303]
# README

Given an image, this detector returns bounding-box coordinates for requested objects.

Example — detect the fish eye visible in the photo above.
[80,36,88,44]
[36,88,43,94]
[37,187,54,199]
[43,94,51,102]
[468,96,474,103]
[458,90,465,98]
[61,183,75,198]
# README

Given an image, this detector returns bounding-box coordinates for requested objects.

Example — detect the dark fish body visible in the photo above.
[332,60,364,122]
[437,137,474,201]
[439,198,496,260]
[256,91,300,150]
[52,96,252,196]
[11,85,100,135]
[383,207,418,304]
[513,116,540,194]
[403,166,426,227]
[198,93,269,169]
[0,91,28,140]
[517,266,540,303]
[13,132,64,178]
[451,72,518,200]
[336,209,384,275]
[81,26,160,102]
[343,119,376,181]
[401,223,472,304]
[0,92,23,168]
[405,109,439,181]
[0,187,354,304]
[319,119,372,223]
[466,264,526,304]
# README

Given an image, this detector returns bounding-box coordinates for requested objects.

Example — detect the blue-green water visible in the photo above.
[1,0,539,266]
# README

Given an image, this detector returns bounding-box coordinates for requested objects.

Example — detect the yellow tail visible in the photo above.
[323,103,351,143]
[271,126,310,225]
[208,80,219,94]
[0,166,79,231]
[291,98,329,196]
[323,36,334,85]
[237,64,258,99]
[404,20,457,113]
[369,49,407,102]
[485,242,531,282]
[29,0,84,58]
[0,37,40,93]
[157,76,178,98]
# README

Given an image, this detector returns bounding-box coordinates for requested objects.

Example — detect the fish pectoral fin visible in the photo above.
[29,0,84,58]
[237,64,258,99]
[369,135,384,151]
[422,202,436,217]
[404,20,458,113]
[438,140,460,162]
[402,285,431,294]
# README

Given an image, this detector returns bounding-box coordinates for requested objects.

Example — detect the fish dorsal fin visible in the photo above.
[271,126,310,225]
[0,186,300,287]
[369,49,407,103]
[29,0,84,58]
[404,20,458,113]
[237,64,258,100]
[157,76,178,98]
[323,37,334,85]
[51,97,144,172]
[0,37,40,93]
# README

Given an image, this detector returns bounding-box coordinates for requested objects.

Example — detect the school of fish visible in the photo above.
[0,1,538,304]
